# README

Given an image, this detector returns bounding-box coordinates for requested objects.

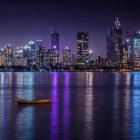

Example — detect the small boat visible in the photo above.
[16,98,52,104]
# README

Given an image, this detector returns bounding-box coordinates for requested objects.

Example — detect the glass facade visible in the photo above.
[133,38,140,64]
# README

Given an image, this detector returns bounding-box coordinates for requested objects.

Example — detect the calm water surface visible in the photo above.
[0,72,140,140]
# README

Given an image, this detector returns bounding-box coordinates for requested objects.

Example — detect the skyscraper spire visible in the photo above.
[115,17,121,29]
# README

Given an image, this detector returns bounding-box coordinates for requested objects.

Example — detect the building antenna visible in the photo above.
[49,26,56,34]
[115,17,121,29]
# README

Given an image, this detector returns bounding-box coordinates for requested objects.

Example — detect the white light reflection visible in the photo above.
[84,72,94,139]
[114,72,120,85]
[85,72,93,87]
[22,73,34,99]
[0,73,4,87]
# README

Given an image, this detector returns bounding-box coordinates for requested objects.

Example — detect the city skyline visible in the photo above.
[0,0,140,58]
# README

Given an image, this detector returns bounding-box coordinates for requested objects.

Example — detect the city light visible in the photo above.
[53,46,56,49]
[89,50,93,54]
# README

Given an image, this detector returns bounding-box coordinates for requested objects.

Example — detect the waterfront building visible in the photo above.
[5,45,14,66]
[106,17,123,66]
[77,32,89,65]
[63,47,71,65]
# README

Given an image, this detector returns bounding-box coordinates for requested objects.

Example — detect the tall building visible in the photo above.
[106,17,123,66]
[63,47,71,65]
[51,32,60,66]
[5,45,14,66]
[77,32,89,64]
[132,32,140,66]
[120,45,128,67]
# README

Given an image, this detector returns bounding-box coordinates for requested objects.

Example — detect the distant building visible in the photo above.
[51,32,60,66]
[63,47,71,65]
[14,46,24,66]
[77,32,89,65]
[95,55,107,67]
[45,49,53,67]
[71,54,77,65]
[5,45,14,66]
[106,17,123,66]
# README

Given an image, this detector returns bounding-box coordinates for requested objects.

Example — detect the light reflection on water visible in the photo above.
[0,72,140,139]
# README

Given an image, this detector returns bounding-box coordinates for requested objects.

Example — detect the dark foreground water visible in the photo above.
[0,72,140,140]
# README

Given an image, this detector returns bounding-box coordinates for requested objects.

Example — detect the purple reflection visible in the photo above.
[63,72,70,138]
[51,72,58,140]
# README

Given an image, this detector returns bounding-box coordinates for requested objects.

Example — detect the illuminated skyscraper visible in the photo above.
[5,45,14,66]
[106,17,123,66]
[120,45,128,67]
[77,32,89,64]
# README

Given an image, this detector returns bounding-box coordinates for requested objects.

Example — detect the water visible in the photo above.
[0,72,140,140]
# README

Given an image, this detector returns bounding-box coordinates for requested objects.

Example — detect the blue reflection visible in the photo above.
[131,73,140,139]
[16,72,35,99]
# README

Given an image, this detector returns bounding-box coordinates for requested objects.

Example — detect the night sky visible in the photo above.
[0,0,140,58]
